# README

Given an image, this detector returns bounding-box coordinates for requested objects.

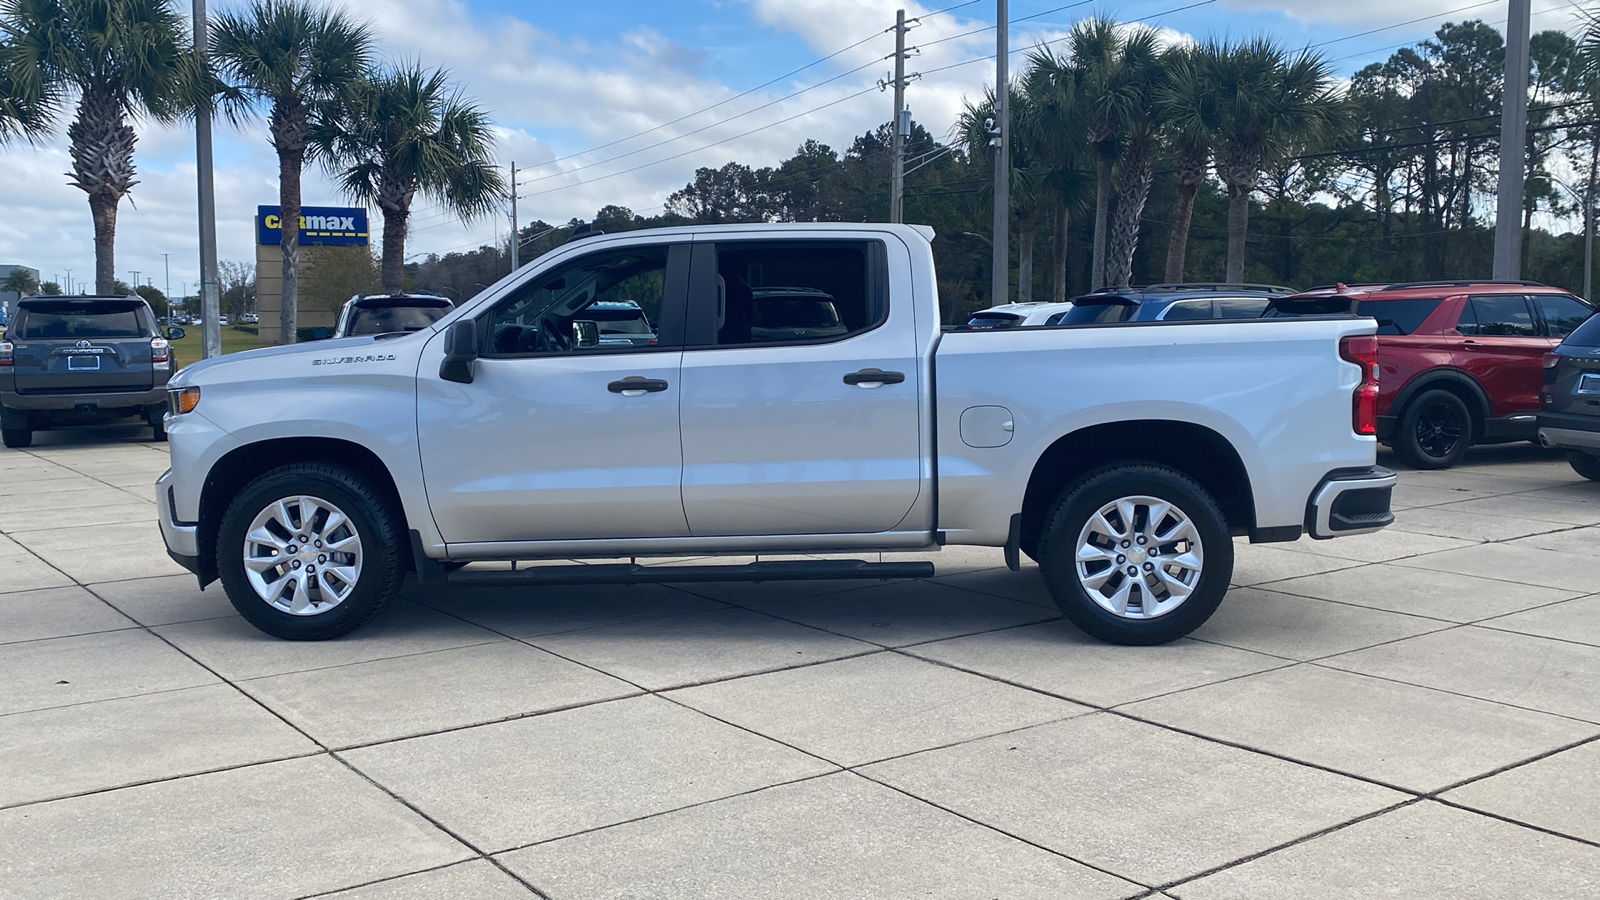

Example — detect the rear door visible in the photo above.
[9,299,154,394]
[1457,294,1545,417]
[676,236,923,536]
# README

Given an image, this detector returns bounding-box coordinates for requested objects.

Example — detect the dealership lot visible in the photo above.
[1,429,1597,898]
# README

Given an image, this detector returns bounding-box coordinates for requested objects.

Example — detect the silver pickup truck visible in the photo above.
[156,223,1395,646]
[1,295,179,447]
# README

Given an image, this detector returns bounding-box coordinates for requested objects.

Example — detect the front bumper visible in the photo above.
[1306,466,1397,539]
[155,468,202,576]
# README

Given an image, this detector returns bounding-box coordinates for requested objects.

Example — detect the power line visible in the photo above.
[1307,0,1499,49]
[1328,3,1568,65]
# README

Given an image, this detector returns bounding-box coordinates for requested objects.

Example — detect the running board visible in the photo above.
[444,559,935,588]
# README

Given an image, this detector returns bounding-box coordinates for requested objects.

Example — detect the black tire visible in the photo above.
[1393,389,1473,470]
[1035,463,1233,645]
[1569,451,1600,482]
[2,427,32,449]
[216,463,407,640]
[150,417,167,443]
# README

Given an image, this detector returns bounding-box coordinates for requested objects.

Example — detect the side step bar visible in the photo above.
[445,559,935,588]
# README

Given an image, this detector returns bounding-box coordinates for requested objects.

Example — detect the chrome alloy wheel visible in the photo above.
[241,495,363,616]
[1074,494,1204,620]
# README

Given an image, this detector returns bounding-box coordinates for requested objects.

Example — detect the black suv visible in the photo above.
[0,296,181,448]
[1539,311,1600,481]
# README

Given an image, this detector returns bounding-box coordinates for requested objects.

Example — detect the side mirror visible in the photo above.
[572,320,600,349]
[166,326,186,341]
[439,319,478,384]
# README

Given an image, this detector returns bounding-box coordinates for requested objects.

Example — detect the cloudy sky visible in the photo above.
[0,0,1586,295]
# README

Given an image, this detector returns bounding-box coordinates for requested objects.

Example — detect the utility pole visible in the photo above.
[1493,0,1531,280]
[65,269,72,295]
[991,0,1009,307]
[890,10,909,223]
[130,270,140,291]
[509,161,520,271]
[194,0,222,357]
[162,253,171,301]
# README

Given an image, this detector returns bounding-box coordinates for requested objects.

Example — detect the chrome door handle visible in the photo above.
[843,368,906,388]
[608,377,669,397]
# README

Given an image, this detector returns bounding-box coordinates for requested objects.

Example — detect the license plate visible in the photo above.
[67,355,100,371]
[1579,373,1600,394]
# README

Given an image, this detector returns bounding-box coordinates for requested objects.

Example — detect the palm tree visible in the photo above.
[1,0,198,294]
[1101,26,1164,289]
[2,268,39,294]
[212,0,373,344]
[1190,39,1341,282]
[312,64,503,293]
[1020,46,1094,301]
[1047,18,1145,289]
[1157,43,1214,283]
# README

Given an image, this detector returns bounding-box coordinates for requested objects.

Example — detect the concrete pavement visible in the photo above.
[1,427,1598,898]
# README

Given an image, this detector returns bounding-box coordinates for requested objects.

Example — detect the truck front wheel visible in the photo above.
[1035,464,1233,645]
[216,463,407,640]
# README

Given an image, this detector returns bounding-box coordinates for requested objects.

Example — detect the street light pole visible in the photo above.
[509,160,519,271]
[194,0,222,358]
[991,0,1009,307]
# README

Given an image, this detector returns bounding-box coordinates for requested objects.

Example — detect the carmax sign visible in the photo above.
[257,205,369,247]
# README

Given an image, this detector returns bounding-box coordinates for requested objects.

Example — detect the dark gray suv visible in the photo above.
[1539,311,1600,481]
[0,296,180,448]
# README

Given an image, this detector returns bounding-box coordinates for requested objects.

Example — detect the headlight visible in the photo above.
[168,386,201,416]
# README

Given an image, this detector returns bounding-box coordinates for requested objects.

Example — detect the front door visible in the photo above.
[418,241,692,544]
[676,237,924,536]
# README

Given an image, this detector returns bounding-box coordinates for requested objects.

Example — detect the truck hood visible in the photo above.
[170,332,422,387]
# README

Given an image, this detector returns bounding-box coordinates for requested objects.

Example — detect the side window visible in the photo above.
[1467,295,1536,337]
[1355,298,1444,335]
[1217,297,1270,319]
[1161,299,1213,321]
[707,241,881,346]
[485,246,670,355]
[1532,294,1594,339]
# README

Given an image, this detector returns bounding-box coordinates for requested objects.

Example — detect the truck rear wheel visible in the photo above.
[1035,464,1233,645]
[216,463,407,640]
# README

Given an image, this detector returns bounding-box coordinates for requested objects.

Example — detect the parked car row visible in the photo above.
[963,278,1599,471]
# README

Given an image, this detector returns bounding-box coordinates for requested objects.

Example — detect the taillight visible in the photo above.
[1340,335,1379,436]
[151,337,170,363]
[1544,351,1562,385]
[0,341,11,367]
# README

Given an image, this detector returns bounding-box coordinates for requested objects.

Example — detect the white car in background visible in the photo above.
[962,301,1076,329]
[333,294,455,338]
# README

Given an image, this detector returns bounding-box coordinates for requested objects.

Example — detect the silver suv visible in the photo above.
[0,296,181,448]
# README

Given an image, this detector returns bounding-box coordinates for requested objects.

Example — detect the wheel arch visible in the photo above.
[196,437,411,585]
[1390,369,1490,439]
[1017,419,1254,556]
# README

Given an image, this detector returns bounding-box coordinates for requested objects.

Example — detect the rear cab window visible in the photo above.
[12,300,148,340]
[693,240,884,347]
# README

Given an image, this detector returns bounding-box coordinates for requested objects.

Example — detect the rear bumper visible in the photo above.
[1,387,166,412]
[1539,412,1600,452]
[1306,466,1397,539]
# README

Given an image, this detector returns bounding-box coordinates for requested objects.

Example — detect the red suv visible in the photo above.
[1269,281,1596,469]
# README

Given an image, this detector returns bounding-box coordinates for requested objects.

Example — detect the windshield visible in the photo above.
[585,307,651,334]
[1057,301,1135,325]
[13,301,145,339]
[753,299,841,328]
[345,304,450,335]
